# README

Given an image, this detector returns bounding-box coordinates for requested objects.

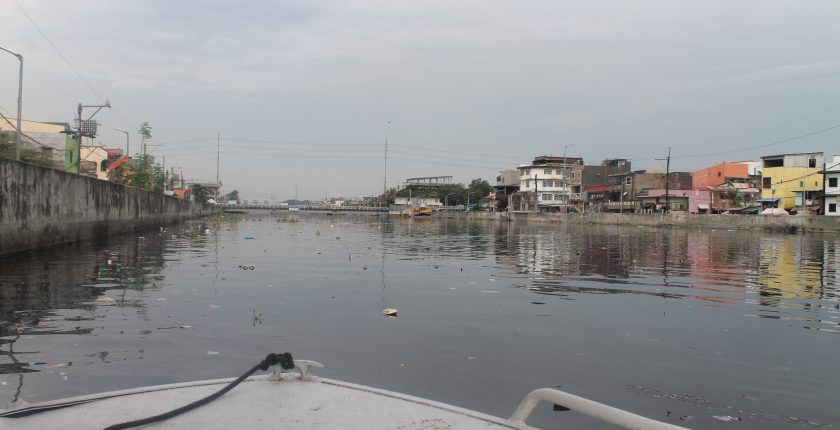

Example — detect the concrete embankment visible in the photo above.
[437,211,840,232]
[0,157,214,256]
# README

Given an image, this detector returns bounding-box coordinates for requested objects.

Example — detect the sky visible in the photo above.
[1,0,839,201]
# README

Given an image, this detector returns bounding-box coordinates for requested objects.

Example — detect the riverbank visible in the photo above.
[436,211,840,232]
[0,157,215,256]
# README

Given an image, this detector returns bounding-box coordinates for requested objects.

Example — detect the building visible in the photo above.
[692,161,761,189]
[80,147,124,180]
[494,169,520,197]
[582,159,631,206]
[760,152,824,212]
[0,118,71,168]
[603,170,693,212]
[515,155,583,212]
[394,197,443,210]
[404,176,453,187]
[635,189,713,213]
[824,155,840,216]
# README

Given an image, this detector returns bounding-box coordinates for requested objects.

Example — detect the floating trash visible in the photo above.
[244,236,254,240]
[713,416,741,422]
[383,308,398,317]
[207,351,219,356]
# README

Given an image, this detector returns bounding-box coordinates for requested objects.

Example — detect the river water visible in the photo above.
[0,213,838,429]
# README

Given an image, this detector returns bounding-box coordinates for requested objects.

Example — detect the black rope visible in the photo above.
[104,352,294,430]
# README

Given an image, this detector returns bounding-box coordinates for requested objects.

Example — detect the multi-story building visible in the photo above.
[516,155,583,211]
[760,152,823,212]
[494,169,520,198]
[824,155,840,216]
[692,161,761,189]
[603,170,693,212]
[581,159,631,205]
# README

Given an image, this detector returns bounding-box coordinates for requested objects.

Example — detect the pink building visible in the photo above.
[634,189,713,213]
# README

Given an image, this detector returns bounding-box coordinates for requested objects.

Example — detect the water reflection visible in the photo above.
[0,221,210,404]
[490,223,839,324]
[0,216,838,430]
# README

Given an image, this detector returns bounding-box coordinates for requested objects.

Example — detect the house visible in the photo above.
[494,169,520,198]
[692,161,761,189]
[80,146,124,180]
[760,152,823,212]
[603,170,693,212]
[582,159,631,207]
[394,197,443,210]
[635,189,712,213]
[515,155,583,212]
[0,118,71,168]
[824,155,840,216]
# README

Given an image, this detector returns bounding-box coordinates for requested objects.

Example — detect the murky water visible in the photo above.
[1,213,838,429]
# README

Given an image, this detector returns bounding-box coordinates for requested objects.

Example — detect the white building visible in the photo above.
[825,155,840,216]
[517,162,581,210]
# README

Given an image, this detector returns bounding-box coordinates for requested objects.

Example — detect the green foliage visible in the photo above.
[138,121,152,142]
[108,154,164,193]
[0,132,55,168]
[496,193,508,211]
[467,178,492,202]
[379,187,399,206]
[225,190,240,202]
[192,184,209,204]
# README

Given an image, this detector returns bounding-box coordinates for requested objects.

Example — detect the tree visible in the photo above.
[108,154,164,193]
[192,184,209,204]
[496,193,508,211]
[138,121,152,157]
[225,190,240,202]
[467,178,492,207]
[0,132,55,168]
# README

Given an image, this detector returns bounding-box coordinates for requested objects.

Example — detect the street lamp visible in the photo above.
[467,192,477,210]
[0,45,23,160]
[113,128,129,159]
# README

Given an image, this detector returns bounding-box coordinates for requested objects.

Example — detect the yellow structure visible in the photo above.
[760,153,823,211]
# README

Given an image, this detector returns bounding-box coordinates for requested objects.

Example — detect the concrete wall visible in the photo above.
[0,157,213,255]
[437,211,840,232]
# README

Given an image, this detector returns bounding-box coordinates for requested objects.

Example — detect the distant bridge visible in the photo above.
[218,204,388,213]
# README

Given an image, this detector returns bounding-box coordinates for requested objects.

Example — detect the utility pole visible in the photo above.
[0,46,23,160]
[383,138,388,195]
[220,131,222,203]
[74,101,110,174]
[656,147,672,213]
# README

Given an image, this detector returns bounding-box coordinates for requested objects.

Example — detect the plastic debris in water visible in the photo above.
[244,236,254,239]
[713,416,741,422]
[383,308,398,317]
[207,351,219,356]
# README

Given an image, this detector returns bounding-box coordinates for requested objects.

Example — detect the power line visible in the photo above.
[0,111,52,149]
[14,0,105,102]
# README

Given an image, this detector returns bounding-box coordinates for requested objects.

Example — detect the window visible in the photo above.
[543,180,551,187]
[556,169,562,175]
[544,169,551,175]
[554,194,563,201]
[830,178,838,188]
[624,176,631,185]
[809,158,816,168]
[800,181,804,188]
[763,177,772,189]
[541,194,552,201]
[830,203,837,213]
[717,172,721,177]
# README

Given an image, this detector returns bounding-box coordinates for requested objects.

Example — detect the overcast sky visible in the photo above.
[2,0,839,201]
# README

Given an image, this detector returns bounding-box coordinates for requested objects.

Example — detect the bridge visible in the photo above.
[217,204,388,213]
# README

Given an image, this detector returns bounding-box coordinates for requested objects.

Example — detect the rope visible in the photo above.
[103,352,294,430]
